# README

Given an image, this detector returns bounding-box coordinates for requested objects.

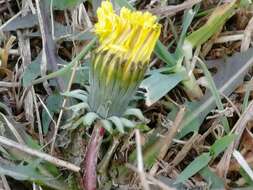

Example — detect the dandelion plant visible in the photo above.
[63,2,161,190]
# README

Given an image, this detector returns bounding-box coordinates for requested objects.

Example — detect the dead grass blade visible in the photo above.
[150,0,202,18]
[135,129,150,190]
[149,107,186,175]
[217,101,253,178]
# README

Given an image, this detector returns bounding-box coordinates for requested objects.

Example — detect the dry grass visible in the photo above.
[0,0,253,190]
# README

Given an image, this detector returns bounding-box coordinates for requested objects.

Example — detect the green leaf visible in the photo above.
[22,58,41,87]
[83,112,99,126]
[61,89,88,101]
[72,66,89,85]
[0,162,67,190]
[0,102,11,115]
[199,166,225,189]
[242,82,252,112]
[156,176,187,190]
[0,163,45,181]
[67,102,89,113]
[198,58,230,133]
[210,134,236,158]
[67,174,81,190]
[175,101,202,138]
[50,0,86,10]
[1,14,38,31]
[42,94,63,134]
[175,153,212,184]
[31,38,97,86]
[135,124,150,132]
[108,116,124,133]
[177,48,253,138]
[240,0,252,7]
[129,132,159,168]
[61,63,89,86]
[140,72,185,106]
[124,108,147,122]
[177,4,200,48]
[25,135,42,150]
[115,0,134,10]
[183,1,236,59]
[120,118,135,128]
[100,119,113,133]
[239,168,253,186]
[154,41,176,67]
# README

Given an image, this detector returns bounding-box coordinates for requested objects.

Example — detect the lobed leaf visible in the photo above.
[140,72,185,106]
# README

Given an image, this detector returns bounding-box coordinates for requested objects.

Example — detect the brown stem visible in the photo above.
[83,122,105,190]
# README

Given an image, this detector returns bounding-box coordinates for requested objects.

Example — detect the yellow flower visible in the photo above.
[88,1,161,118]
[94,1,161,74]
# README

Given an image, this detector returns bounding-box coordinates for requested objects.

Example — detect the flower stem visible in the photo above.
[83,122,105,190]
[174,65,203,100]
[182,72,203,100]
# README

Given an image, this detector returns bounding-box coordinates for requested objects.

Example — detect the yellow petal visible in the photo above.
[94,1,161,67]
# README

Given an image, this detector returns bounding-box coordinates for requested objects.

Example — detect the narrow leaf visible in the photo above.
[175,153,212,184]
[0,162,67,190]
[183,1,236,59]
[50,0,86,10]
[199,166,225,189]
[210,134,236,158]
[178,48,253,138]
[22,58,41,86]
[42,94,63,134]
[198,58,230,133]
